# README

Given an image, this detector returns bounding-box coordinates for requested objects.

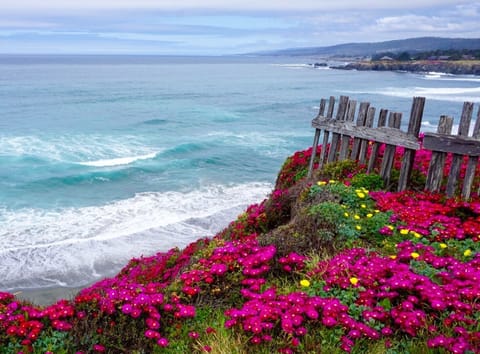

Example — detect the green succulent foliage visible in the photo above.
[351,173,384,191]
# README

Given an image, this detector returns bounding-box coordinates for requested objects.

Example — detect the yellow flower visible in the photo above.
[400,229,409,235]
[387,225,394,231]
[439,243,447,249]
[366,213,373,218]
[356,192,366,199]
[300,279,311,287]
[317,181,327,186]
[344,212,349,217]
[374,209,380,213]
[329,180,336,184]
[355,225,362,231]
[354,215,360,220]
[349,277,359,285]
[464,249,472,257]
[361,204,366,209]
[411,252,420,259]
[389,255,397,260]
[411,231,421,238]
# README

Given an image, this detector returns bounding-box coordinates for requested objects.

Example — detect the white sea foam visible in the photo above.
[422,73,480,82]
[271,63,311,68]
[0,182,272,290]
[343,86,480,103]
[205,130,312,158]
[0,134,157,163]
[270,63,328,70]
[78,152,158,167]
[424,72,444,79]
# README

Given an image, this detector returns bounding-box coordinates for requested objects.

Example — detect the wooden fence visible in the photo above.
[307,95,480,199]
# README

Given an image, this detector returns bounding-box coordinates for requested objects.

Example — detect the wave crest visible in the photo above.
[78,152,158,167]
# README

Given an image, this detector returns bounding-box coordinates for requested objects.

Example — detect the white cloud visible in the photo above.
[374,15,461,32]
[454,2,480,17]
[0,0,475,12]
[0,0,478,55]
[0,20,57,29]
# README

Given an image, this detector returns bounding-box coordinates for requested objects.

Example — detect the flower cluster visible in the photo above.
[278,252,307,273]
[0,293,74,350]
[371,190,480,243]
[1,143,480,353]
[310,246,480,352]
[276,146,322,189]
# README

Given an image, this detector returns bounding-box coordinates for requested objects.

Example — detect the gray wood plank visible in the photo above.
[350,102,369,160]
[307,98,327,178]
[380,112,402,187]
[462,105,480,199]
[318,96,336,170]
[425,115,454,192]
[311,122,419,149]
[446,102,474,197]
[339,100,357,160]
[327,95,349,163]
[398,97,425,192]
[367,109,388,173]
[358,106,376,164]
[423,133,480,155]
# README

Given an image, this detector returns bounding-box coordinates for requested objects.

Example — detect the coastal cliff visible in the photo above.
[334,60,480,75]
[1,146,479,353]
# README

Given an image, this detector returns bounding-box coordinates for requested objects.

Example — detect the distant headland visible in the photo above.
[332,59,480,75]
[253,36,480,75]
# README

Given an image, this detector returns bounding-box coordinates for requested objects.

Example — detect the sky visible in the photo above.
[0,0,479,55]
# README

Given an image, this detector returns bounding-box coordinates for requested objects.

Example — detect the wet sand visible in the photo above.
[12,285,87,306]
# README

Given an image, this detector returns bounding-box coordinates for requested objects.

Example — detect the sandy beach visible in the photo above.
[12,285,87,306]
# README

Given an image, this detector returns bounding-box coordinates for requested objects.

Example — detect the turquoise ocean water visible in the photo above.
[1,55,479,292]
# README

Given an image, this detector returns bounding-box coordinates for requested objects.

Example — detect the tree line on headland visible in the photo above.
[335,51,480,75]
[371,49,480,62]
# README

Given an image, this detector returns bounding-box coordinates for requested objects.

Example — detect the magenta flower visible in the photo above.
[157,337,169,347]
[93,344,105,352]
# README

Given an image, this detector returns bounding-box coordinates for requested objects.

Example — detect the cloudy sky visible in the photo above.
[1,0,479,55]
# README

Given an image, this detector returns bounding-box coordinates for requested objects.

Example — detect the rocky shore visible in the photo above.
[333,59,480,75]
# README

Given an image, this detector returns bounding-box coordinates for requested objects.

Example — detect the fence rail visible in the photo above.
[307,95,480,199]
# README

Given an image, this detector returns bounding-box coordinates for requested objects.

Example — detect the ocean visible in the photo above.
[1,55,479,293]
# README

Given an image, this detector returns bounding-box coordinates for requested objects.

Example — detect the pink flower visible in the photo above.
[157,337,169,347]
[188,331,199,339]
[145,330,160,339]
[93,344,105,352]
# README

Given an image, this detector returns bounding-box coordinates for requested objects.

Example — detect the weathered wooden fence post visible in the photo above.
[338,99,357,160]
[318,96,336,169]
[397,97,425,192]
[425,115,454,193]
[307,98,327,178]
[367,109,388,173]
[446,102,474,197]
[423,102,480,199]
[357,106,376,165]
[327,96,349,163]
[380,112,402,187]
[461,106,480,199]
[350,102,370,160]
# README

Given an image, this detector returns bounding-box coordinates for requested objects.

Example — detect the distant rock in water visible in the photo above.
[307,62,328,68]
[333,60,480,75]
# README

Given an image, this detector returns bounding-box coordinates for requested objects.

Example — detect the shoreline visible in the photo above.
[332,59,480,76]
[11,285,88,306]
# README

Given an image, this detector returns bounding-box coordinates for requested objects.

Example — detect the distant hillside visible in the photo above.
[257,37,480,57]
